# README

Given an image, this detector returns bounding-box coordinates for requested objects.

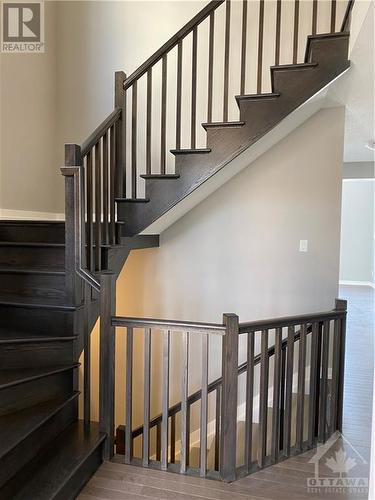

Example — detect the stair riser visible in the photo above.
[0,305,74,337]
[0,224,65,244]
[54,443,104,500]
[0,370,76,417]
[0,341,74,370]
[0,396,78,491]
[0,246,65,269]
[0,273,66,301]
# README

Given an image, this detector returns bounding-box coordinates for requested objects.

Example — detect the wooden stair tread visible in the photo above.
[0,242,65,248]
[8,421,105,500]
[0,392,79,459]
[170,148,211,155]
[0,332,77,344]
[140,174,180,179]
[0,267,65,276]
[271,62,318,71]
[0,297,78,310]
[115,198,150,203]
[0,364,79,389]
[202,121,245,130]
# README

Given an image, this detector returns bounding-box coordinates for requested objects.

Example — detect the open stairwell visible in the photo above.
[0,0,354,497]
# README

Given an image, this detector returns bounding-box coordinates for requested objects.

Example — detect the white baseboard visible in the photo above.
[0,208,65,221]
[339,280,375,289]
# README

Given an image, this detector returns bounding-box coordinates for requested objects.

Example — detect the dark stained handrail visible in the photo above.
[340,0,355,32]
[123,0,225,90]
[239,309,345,333]
[112,316,225,335]
[81,107,121,157]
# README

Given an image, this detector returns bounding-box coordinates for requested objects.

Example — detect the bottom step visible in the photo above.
[0,421,106,500]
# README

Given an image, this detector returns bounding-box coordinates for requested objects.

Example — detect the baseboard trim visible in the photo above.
[0,208,65,221]
[340,280,375,289]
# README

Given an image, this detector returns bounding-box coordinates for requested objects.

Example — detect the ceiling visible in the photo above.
[325,3,374,163]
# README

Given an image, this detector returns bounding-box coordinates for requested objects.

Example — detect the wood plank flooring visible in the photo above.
[79,285,373,499]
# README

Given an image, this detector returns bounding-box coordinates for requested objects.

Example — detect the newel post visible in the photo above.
[220,313,239,482]
[61,144,82,306]
[115,71,126,199]
[99,272,116,460]
[335,298,347,433]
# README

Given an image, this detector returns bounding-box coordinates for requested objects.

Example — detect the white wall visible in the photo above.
[340,179,374,283]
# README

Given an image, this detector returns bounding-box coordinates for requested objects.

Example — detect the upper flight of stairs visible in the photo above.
[0,221,158,499]
[117,32,350,237]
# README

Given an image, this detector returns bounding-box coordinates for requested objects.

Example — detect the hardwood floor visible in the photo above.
[79,285,373,500]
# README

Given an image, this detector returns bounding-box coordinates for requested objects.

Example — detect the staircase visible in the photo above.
[0,0,354,497]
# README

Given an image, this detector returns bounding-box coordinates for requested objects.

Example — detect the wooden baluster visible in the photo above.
[146,69,152,176]
[161,330,170,470]
[315,322,323,438]
[131,82,137,198]
[330,0,337,33]
[308,322,319,446]
[207,12,215,123]
[335,299,347,432]
[180,331,189,473]
[283,325,294,456]
[86,150,94,272]
[99,272,116,459]
[200,334,209,477]
[312,0,318,35]
[125,327,133,464]
[293,0,300,64]
[161,56,167,174]
[223,0,231,121]
[240,0,248,95]
[186,404,191,467]
[271,327,282,461]
[258,330,269,467]
[143,328,151,466]
[102,131,109,245]
[214,385,221,471]
[176,41,183,150]
[275,0,282,66]
[220,313,239,482]
[257,0,265,94]
[319,321,330,443]
[170,414,176,464]
[296,324,307,451]
[114,71,126,199]
[245,331,254,472]
[191,27,198,149]
[109,125,116,245]
[330,318,340,434]
[156,422,161,461]
[279,343,286,451]
[94,141,102,271]
[83,282,91,429]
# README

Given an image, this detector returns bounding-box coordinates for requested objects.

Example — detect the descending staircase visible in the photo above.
[0,221,158,498]
[0,0,354,497]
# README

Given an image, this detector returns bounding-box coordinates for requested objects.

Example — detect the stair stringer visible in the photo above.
[117,33,350,236]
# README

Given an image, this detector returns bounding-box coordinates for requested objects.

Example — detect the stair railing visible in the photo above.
[61,71,127,433]
[120,0,354,199]
[105,298,347,482]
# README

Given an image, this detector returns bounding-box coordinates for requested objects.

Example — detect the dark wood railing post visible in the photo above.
[61,144,83,306]
[220,313,239,482]
[99,272,116,460]
[335,298,347,432]
[115,71,126,198]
